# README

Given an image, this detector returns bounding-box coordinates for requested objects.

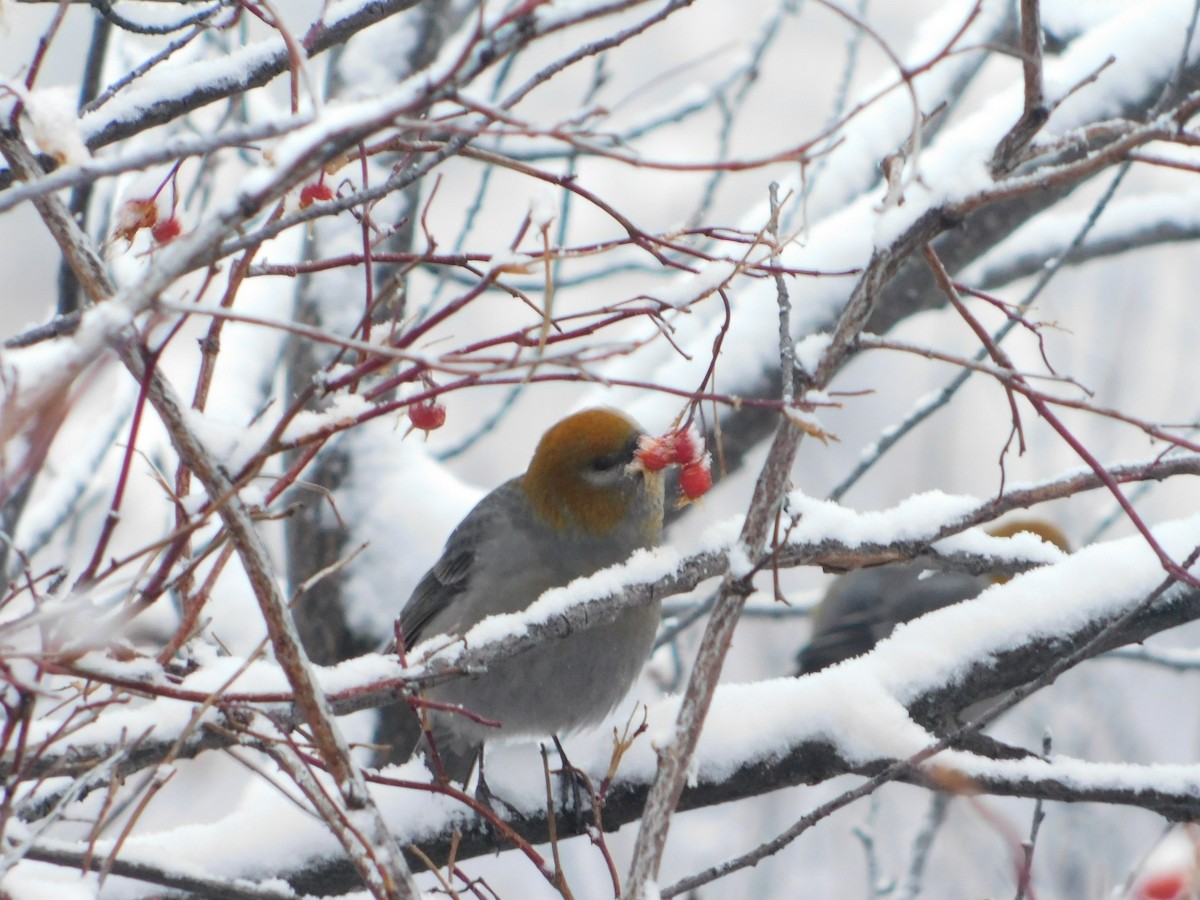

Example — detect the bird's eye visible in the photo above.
[589,452,622,472]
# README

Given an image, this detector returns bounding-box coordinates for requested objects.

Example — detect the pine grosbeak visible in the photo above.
[797,519,1069,674]
[394,408,665,782]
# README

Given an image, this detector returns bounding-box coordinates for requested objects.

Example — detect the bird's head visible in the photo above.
[986,518,1071,584]
[522,408,664,539]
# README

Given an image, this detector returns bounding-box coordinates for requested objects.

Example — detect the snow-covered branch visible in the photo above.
[7,0,1200,895]
[34,538,1200,898]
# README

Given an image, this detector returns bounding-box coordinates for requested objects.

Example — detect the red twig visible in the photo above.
[924,243,1200,588]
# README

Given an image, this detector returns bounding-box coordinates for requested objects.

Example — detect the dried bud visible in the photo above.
[113,198,159,242]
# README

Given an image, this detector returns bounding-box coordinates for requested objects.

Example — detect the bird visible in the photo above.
[796,519,1069,674]
[390,408,665,785]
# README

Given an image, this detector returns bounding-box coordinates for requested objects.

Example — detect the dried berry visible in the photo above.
[151,217,182,244]
[299,181,335,209]
[1137,873,1188,900]
[409,401,447,433]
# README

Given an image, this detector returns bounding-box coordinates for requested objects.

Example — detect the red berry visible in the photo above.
[671,425,704,466]
[409,401,446,432]
[635,434,675,472]
[299,181,334,209]
[678,458,712,500]
[1138,872,1188,900]
[151,217,182,244]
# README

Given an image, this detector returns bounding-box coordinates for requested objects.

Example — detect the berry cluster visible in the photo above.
[634,424,712,503]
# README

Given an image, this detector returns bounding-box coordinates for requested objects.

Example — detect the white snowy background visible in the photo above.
[4,0,1200,898]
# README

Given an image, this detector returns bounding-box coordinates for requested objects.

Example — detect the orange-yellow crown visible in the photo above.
[986,518,1071,584]
[523,408,642,534]
[986,518,1070,550]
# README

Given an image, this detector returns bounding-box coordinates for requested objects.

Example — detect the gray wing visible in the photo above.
[395,480,518,650]
[397,546,473,650]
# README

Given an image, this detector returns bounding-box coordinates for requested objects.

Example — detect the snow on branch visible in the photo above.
[31,520,1200,897]
[7,458,1195,789]
[7,0,1200,895]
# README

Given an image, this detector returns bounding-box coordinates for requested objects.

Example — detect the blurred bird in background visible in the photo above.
[797,519,1070,675]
